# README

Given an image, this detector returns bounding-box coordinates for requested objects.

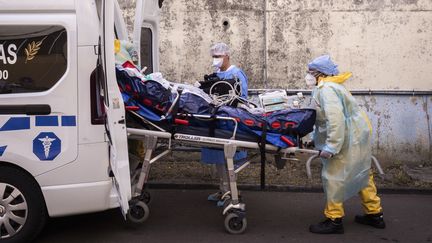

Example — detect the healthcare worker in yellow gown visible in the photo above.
[306,55,386,234]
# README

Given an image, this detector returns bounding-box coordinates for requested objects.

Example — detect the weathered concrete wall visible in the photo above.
[157,0,266,87]
[358,94,431,164]
[266,0,432,89]
[120,0,432,90]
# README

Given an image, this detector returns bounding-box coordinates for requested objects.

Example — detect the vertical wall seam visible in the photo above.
[425,96,432,163]
[263,0,268,89]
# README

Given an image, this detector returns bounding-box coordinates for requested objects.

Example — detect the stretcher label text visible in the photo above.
[174,134,230,144]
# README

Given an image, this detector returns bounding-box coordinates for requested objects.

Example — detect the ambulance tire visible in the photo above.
[0,166,47,243]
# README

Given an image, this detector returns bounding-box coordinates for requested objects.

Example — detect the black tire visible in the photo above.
[224,213,247,234]
[126,201,150,225]
[0,166,47,243]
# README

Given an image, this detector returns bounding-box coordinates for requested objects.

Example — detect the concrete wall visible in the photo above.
[120,0,432,90]
[118,0,432,165]
[357,94,432,164]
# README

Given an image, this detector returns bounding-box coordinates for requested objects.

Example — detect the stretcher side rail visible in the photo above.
[305,154,385,180]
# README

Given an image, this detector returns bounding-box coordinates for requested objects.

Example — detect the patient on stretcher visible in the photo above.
[116,61,316,149]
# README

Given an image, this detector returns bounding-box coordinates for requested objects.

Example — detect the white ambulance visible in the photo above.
[0,0,160,242]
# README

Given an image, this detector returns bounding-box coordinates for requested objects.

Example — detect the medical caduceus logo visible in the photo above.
[33,132,61,161]
[38,136,56,159]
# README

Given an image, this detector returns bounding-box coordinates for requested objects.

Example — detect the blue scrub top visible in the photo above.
[214,65,248,99]
[201,65,248,164]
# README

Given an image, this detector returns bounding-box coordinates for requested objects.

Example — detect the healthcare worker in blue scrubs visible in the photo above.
[306,55,385,234]
[201,42,248,206]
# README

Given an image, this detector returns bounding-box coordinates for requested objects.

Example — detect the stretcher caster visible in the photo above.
[140,190,151,204]
[224,211,247,234]
[126,200,150,225]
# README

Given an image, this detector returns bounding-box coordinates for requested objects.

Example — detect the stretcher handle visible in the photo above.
[306,154,385,180]
[165,87,182,117]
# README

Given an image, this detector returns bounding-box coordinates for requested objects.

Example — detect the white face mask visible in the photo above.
[212,58,224,68]
[305,73,317,87]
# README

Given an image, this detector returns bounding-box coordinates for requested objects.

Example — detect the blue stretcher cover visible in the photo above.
[116,62,316,148]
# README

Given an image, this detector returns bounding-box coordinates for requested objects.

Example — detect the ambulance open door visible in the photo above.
[98,0,131,217]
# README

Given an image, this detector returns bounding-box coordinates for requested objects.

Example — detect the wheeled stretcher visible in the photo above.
[117,63,384,234]
[117,63,320,234]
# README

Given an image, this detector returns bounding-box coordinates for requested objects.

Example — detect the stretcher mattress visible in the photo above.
[117,63,316,148]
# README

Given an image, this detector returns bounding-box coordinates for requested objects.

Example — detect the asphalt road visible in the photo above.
[35,189,432,243]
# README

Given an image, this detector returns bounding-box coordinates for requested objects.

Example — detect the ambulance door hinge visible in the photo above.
[108,168,114,177]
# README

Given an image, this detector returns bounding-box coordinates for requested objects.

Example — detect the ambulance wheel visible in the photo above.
[126,201,149,224]
[0,166,47,243]
[224,212,247,234]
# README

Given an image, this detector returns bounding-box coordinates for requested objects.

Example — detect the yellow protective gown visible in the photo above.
[312,72,372,204]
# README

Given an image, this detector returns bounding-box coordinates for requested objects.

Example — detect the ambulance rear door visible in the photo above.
[98,0,131,216]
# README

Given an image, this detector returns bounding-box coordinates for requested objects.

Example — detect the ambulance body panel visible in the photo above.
[0,0,159,241]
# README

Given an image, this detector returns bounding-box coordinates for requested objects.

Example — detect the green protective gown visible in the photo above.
[312,72,372,204]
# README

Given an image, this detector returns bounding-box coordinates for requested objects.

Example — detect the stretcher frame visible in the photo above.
[126,123,320,228]
[125,107,384,234]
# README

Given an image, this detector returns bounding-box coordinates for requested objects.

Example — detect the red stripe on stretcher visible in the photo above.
[175,119,189,126]
[271,121,281,129]
[143,98,152,106]
[125,106,140,111]
[280,136,295,147]
[284,121,297,128]
[243,119,255,126]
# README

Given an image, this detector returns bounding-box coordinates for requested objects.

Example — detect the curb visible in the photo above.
[147,182,432,194]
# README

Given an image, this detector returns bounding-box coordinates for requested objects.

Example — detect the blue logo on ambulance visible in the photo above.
[33,132,61,161]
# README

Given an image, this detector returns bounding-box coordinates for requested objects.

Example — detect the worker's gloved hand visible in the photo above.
[319,150,333,159]
[304,140,315,148]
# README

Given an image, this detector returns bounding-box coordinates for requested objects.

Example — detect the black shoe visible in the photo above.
[309,218,344,234]
[355,213,386,229]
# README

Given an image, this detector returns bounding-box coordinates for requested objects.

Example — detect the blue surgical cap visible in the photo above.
[308,55,339,76]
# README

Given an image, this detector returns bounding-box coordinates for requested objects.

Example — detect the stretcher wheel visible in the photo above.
[224,212,247,234]
[127,201,150,224]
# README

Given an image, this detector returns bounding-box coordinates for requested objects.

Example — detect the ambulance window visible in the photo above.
[0,25,67,94]
[140,27,153,74]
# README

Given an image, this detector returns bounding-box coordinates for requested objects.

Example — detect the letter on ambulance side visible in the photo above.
[98,0,131,216]
[133,0,161,75]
